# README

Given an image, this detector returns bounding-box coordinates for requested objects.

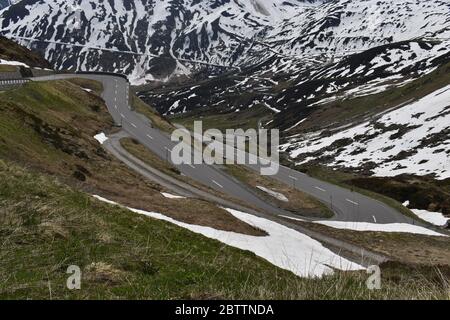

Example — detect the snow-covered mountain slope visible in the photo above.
[265,0,450,58]
[280,85,450,180]
[0,0,322,83]
[142,39,450,117]
[1,0,449,84]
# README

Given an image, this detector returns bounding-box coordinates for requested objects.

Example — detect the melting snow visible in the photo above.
[161,192,186,199]
[410,209,449,227]
[92,195,364,278]
[94,132,108,145]
[282,216,446,237]
[257,186,289,202]
[0,59,29,68]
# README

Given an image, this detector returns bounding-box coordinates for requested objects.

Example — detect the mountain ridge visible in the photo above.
[1,0,449,84]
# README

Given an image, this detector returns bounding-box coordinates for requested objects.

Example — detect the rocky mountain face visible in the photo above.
[1,0,449,84]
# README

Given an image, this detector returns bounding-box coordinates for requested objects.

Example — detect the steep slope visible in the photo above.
[1,0,313,82]
[3,160,450,299]
[281,84,450,180]
[1,0,449,83]
[0,35,51,68]
[277,59,450,180]
[141,38,450,118]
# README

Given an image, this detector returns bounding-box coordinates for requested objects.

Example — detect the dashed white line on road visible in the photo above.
[212,180,223,189]
[120,113,125,118]
[315,186,327,192]
[146,134,153,140]
[188,164,196,169]
[346,199,359,206]
[372,215,377,223]
[131,123,137,128]
[289,176,298,181]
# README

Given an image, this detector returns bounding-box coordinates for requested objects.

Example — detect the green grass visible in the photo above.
[0,80,112,166]
[0,80,449,299]
[1,160,449,300]
[121,137,181,177]
[294,61,450,132]
[0,79,267,236]
[132,94,175,133]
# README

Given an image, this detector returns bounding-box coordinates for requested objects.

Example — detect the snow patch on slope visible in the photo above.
[411,209,449,227]
[257,186,289,202]
[282,85,450,180]
[92,195,364,278]
[94,132,108,145]
[0,59,29,67]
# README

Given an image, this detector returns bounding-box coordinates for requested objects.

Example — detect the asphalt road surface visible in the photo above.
[33,74,416,224]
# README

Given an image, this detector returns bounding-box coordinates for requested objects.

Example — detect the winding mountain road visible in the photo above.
[32,73,416,225]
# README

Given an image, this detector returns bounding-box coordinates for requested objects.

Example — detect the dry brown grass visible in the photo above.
[0,159,449,300]
[225,165,333,218]
[132,94,175,133]
[0,65,18,73]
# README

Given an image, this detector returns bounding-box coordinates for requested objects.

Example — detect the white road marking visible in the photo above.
[131,123,137,128]
[315,186,327,192]
[146,134,153,140]
[120,113,125,118]
[346,199,359,206]
[114,105,117,109]
[188,164,196,169]
[372,215,377,223]
[289,176,298,181]
[212,180,224,189]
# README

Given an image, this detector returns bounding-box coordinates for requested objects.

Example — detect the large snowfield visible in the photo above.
[283,85,450,180]
[93,195,365,278]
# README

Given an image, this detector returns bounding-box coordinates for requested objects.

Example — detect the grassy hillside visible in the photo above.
[0,78,449,300]
[224,164,333,218]
[1,160,449,300]
[0,80,263,235]
[0,36,51,68]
